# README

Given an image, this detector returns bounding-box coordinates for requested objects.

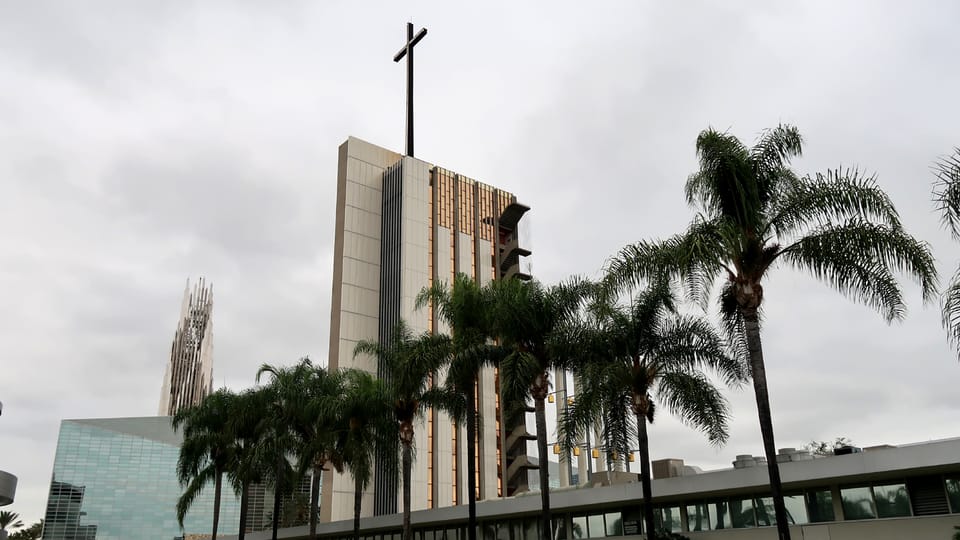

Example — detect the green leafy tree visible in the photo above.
[488,277,589,540]
[607,125,937,540]
[354,321,455,540]
[416,272,504,540]
[173,389,239,539]
[933,148,960,355]
[560,281,744,539]
[340,369,398,540]
[803,437,854,456]
[257,358,345,540]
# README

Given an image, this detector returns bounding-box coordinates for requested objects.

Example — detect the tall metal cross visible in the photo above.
[394,22,427,157]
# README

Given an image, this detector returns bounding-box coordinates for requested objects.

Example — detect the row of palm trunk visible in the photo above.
[176,124,942,540]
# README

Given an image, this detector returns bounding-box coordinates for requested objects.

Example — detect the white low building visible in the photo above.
[230,436,960,540]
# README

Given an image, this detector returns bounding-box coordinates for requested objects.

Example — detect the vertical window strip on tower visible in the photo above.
[375,160,404,516]
[428,375,434,509]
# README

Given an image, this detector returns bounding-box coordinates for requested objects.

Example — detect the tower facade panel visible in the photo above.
[324,137,531,523]
[158,278,213,417]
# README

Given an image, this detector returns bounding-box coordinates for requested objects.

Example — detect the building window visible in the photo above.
[686,502,710,531]
[604,512,623,536]
[729,498,756,528]
[841,486,877,520]
[710,500,732,529]
[783,494,809,524]
[805,489,835,522]
[571,515,587,539]
[522,518,538,540]
[496,522,510,540]
[586,514,605,538]
[754,496,774,526]
[656,506,682,533]
[873,483,911,518]
[947,477,960,513]
[568,512,623,538]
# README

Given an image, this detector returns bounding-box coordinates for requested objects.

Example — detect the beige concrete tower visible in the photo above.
[158,278,214,416]
[322,137,531,523]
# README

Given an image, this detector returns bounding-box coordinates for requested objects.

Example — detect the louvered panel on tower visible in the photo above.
[907,475,950,515]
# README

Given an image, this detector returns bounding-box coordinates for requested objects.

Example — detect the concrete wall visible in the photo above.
[322,137,399,523]
[401,156,433,513]
[433,226,455,509]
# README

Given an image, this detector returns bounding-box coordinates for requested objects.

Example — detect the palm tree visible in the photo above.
[0,511,23,533]
[933,147,960,355]
[228,387,274,540]
[9,520,42,540]
[255,364,305,540]
[416,272,503,540]
[607,124,937,540]
[354,321,455,540]
[559,280,745,539]
[173,389,239,540]
[340,369,397,540]
[257,358,345,540]
[488,277,589,540]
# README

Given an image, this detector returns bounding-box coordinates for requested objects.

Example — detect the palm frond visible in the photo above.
[339,369,397,489]
[655,315,748,386]
[176,461,215,526]
[656,371,730,446]
[767,168,902,239]
[750,125,803,205]
[557,362,613,453]
[420,386,465,422]
[933,148,960,240]
[941,263,960,360]
[602,239,675,297]
[689,128,759,227]
[780,218,938,320]
[499,350,542,403]
[717,281,750,366]
[669,217,730,308]
[750,124,803,170]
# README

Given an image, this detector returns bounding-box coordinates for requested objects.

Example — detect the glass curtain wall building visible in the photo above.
[41,417,242,540]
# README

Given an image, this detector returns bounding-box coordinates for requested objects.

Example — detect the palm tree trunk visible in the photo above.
[212,469,222,540]
[534,395,552,540]
[353,475,363,540]
[402,440,413,540]
[310,463,323,540]
[238,480,250,540]
[635,412,656,540]
[466,377,478,540]
[742,308,791,540]
[271,452,282,540]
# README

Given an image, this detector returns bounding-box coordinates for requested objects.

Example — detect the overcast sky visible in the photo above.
[2,0,959,525]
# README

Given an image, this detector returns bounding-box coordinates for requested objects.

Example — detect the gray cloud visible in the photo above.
[1,0,959,525]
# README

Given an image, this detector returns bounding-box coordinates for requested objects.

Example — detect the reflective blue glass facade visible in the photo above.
[41,417,242,540]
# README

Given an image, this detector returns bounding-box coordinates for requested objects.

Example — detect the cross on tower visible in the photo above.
[394,22,428,157]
